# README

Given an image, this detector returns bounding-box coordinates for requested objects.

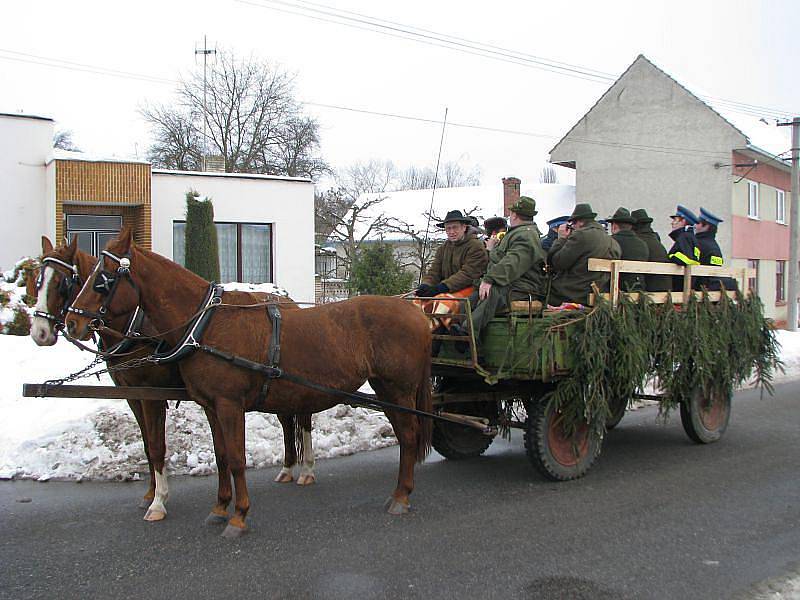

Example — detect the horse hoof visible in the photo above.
[143,508,166,522]
[221,524,247,539]
[296,474,316,486]
[384,497,410,516]
[204,512,228,526]
[274,471,294,484]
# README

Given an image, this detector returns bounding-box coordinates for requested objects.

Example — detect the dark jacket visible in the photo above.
[667,226,700,292]
[484,222,547,299]
[634,226,672,292]
[422,234,488,292]
[541,228,558,251]
[548,220,622,305]
[694,231,736,291]
[612,229,649,291]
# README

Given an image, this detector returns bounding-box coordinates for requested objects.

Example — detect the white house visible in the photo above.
[0,112,315,304]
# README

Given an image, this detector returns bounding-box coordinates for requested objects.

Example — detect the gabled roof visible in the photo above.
[549,54,790,169]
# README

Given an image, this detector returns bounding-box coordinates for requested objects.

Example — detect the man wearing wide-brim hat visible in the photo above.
[454,196,547,341]
[547,202,621,305]
[416,209,488,298]
[632,208,671,292]
[606,207,648,291]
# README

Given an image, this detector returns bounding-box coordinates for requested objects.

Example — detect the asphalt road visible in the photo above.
[2,382,799,600]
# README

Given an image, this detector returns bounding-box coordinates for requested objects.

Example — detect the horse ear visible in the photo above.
[65,234,78,258]
[41,236,53,254]
[117,226,134,251]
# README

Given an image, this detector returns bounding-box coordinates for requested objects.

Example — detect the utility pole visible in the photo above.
[195,35,216,172]
[778,117,799,331]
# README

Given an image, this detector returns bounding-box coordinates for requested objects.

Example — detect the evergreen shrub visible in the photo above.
[184,190,221,282]
[349,243,414,296]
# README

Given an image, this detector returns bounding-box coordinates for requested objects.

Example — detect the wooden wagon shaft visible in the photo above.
[23,384,190,401]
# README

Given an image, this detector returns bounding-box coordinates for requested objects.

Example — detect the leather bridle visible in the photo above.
[67,250,137,329]
[33,256,81,326]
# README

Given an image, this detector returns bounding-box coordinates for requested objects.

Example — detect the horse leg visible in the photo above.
[274,414,297,483]
[216,402,250,538]
[296,413,316,486]
[203,407,232,525]
[370,378,419,515]
[143,400,169,522]
[126,399,155,509]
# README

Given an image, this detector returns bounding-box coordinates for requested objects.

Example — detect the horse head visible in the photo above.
[30,235,80,346]
[65,227,140,341]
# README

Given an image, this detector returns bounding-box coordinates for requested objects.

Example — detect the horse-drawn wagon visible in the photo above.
[420,259,779,481]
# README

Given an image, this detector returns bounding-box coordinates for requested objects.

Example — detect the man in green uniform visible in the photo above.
[548,203,621,305]
[416,209,488,297]
[606,207,649,291]
[458,196,547,338]
[631,208,672,292]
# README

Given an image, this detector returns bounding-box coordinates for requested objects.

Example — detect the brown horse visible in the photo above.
[65,229,433,537]
[30,236,315,522]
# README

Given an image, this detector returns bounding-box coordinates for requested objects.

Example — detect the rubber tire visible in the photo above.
[680,387,731,444]
[524,399,603,481]
[431,402,495,460]
[605,397,627,431]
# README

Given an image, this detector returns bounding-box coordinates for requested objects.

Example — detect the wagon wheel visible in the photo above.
[524,398,603,481]
[432,401,496,460]
[605,396,627,431]
[679,386,731,444]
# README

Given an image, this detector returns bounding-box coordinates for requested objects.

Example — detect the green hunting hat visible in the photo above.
[631,208,653,225]
[569,203,597,221]
[606,207,635,224]
[508,196,537,217]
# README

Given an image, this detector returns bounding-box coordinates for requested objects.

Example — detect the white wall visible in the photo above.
[0,114,54,270]
[151,171,315,304]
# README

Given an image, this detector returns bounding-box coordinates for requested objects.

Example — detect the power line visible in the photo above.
[236,0,797,120]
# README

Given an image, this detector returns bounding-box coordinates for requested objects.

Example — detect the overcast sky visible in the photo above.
[1,0,797,188]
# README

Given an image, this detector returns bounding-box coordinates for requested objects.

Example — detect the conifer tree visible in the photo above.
[348,242,414,296]
[184,189,221,282]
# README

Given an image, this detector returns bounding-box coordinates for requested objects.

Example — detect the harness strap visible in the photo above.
[256,304,283,410]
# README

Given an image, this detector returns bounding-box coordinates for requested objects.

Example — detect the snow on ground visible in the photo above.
[1,326,799,482]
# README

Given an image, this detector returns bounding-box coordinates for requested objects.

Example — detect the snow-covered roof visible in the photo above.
[51,149,149,165]
[153,169,311,183]
[0,111,53,122]
[352,182,575,241]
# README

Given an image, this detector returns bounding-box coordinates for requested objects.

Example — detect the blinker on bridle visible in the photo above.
[33,257,81,324]
[67,250,134,328]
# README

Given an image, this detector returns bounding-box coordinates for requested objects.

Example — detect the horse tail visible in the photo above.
[415,344,433,463]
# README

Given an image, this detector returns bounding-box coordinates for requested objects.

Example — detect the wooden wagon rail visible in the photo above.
[588,259,752,307]
[23,384,190,401]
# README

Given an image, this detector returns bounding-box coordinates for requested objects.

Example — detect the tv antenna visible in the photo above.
[195,35,217,171]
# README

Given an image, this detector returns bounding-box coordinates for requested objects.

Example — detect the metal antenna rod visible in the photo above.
[195,35,216,171]
[418,107,449,286]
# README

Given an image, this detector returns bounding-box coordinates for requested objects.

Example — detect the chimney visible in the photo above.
[502,176,521,216]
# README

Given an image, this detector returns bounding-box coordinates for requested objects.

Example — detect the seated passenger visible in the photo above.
[541,215,570,251]
[454,196,546,341]
[416,209,488,297]
[548,203,621,306]
[483,216,508,249]
[631,208,672,292]
[693,207,736,291]
[606,207,648,291]
[667,204,700,291]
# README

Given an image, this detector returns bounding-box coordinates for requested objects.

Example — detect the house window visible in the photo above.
[172,221,273,283]
[747,182,759,219]
[776,260,786,303]
[776,189,786,224]
[747,259,759,296]
[66,214,123,256]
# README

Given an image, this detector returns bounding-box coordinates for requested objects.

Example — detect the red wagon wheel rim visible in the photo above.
[547,413,590,467]
[699,390,728,432]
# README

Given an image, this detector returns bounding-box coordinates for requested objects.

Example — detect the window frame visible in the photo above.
[746,259,759,296]
[747,181,759,219]
[172,220,274,283]
[776,260,786,304]
[776,189,786,224]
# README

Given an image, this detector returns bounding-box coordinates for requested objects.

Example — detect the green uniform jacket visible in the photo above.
[612,229,649,291]
[422,234,488,292]
[548,220,621,305]
[634,226,672,292]
[483,222,547,298]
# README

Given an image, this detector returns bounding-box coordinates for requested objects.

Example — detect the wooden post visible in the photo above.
[610,260,620,308]
[682,266,693,305]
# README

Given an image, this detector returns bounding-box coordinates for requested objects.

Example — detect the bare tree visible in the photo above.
[53,130,80,152]
[141,50,328,178]
[315,160,397,277]
[395,160,481,190]
[539,164,559,184]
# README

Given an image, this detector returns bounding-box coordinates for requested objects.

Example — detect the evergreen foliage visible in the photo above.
[348,243,414,296]
[184,190,220,282]
[5,307,32,336]
[527,291,781,436]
